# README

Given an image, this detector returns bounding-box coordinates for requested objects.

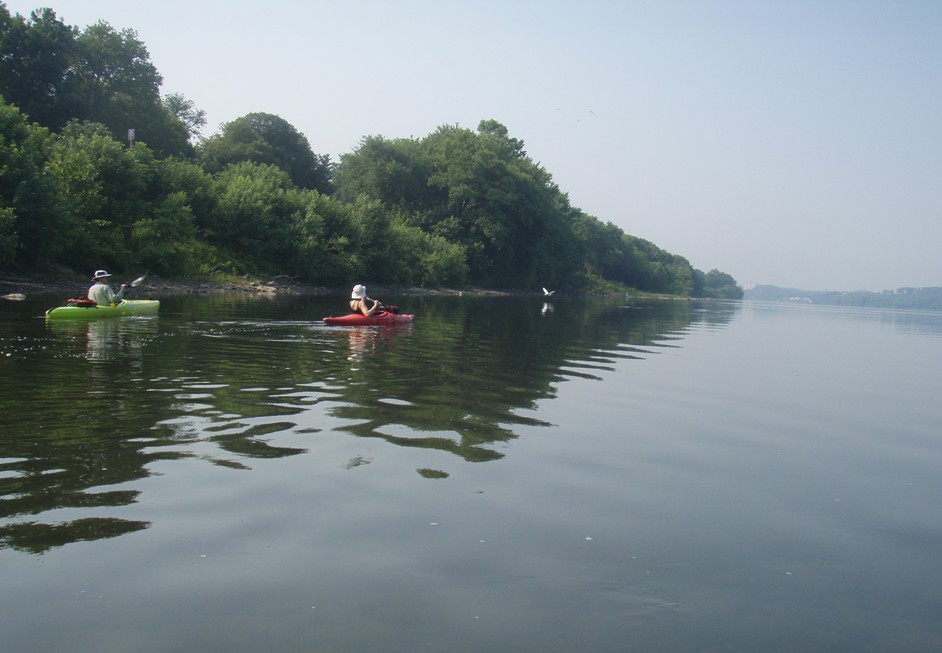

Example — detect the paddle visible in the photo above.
[114,274,146,302]
[120,274,146,294]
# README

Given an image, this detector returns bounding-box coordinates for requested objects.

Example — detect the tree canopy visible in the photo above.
[0,2,741,298]
[198,112,331,194]
[0,5,194,157]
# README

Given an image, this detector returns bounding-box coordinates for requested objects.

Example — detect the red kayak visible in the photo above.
[323,311,414,326]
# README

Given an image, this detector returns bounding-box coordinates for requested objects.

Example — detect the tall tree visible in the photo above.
[417,121,577,287]
[334,135,430,209]
[68,21,190,157]
[335,120,584,289]
[163,92,206,141]
[702,269,744,299]
[0,6,77,131]
[208,161,305,272]
[199,112,331,194]
[0,7,195,157]
[47,120,157,271]
[291,192,365,284]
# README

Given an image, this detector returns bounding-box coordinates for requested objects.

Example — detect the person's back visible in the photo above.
[349,284,381,316]
[87,270,126,306]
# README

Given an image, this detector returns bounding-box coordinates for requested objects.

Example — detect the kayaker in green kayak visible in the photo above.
[350,284,383,317]
[88,269,128,306]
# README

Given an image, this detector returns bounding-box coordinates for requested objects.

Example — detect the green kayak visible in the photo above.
[45,299,160,320]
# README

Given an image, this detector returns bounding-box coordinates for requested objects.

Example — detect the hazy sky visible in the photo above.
[7,0,941,291]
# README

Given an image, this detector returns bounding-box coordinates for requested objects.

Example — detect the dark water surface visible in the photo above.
[1,293,941,652]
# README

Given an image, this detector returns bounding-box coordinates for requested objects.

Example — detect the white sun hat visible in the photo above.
[93,269,112,280]
[351,284,367,299]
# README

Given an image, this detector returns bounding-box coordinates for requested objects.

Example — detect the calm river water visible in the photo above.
[1,292,941,652]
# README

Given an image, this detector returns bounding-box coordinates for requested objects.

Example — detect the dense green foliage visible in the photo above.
[199,113,331,194]
[0,3,741,297]
[0,6,192,157]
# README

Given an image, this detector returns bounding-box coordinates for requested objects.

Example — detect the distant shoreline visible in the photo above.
[744,284,942,311]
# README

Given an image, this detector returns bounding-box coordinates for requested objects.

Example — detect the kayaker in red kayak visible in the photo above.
[88,270,128,306]
[350,284,383,317]
[323,285,408,325]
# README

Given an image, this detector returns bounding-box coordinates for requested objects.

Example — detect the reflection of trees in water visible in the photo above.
[0,409,159,553]
[145,317,324,463]
[0,295,740,552]
[2,318,163,552]
[341,312,539,461]
[324,296,741,464]
[329,316,550,462]
[0,518,150,555]
[2,308,310,553]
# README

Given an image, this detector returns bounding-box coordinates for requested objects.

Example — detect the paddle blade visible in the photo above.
[129,275,147,287]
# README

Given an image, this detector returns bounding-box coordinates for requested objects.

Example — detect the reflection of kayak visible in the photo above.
[323,311,413,326]
[46,299,160,320]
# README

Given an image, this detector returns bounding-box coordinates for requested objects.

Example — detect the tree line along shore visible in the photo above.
[1,4,743,300]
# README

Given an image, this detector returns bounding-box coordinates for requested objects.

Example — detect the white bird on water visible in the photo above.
[542,287,555,296]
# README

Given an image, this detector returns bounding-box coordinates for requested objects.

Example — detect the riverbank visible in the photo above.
[0,273,699,303]
[0,273,292,297]
[0,272,508,300]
